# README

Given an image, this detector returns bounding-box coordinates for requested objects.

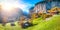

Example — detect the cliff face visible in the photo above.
[0,8,23,23]
[6,8,23,22]
[34,0,60,13]
[0,5,3,23]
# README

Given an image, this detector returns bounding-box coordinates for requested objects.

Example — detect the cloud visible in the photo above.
[0,0,31,10]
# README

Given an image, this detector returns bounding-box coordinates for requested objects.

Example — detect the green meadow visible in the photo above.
[0,15,60,30]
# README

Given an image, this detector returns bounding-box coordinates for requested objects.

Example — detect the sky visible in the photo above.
[0,0,43,15]
[0,0,43,22]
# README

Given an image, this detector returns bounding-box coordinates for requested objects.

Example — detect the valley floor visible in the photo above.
[0,15,60,30]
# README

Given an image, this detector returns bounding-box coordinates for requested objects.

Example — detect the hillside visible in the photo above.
[0,15,60,30]
[27,15,60,30]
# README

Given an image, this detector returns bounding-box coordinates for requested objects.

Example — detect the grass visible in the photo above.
[27,15,60,30]
[0,15,60,30]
